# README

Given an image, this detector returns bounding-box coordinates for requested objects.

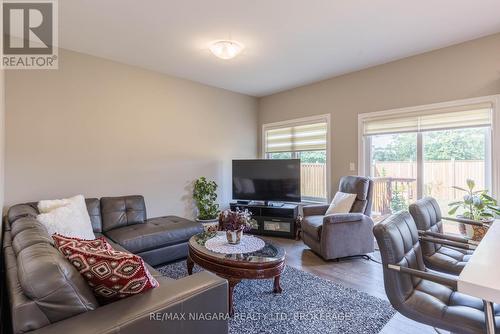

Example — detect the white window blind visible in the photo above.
[362,102,492,136]
[265,122,327,153]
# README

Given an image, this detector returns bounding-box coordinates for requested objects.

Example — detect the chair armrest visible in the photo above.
[419,235,476,251]
[303,204,329,217]
[387,264,458,289]
[33,271,228,334]
[443,216,490,228]
[418,230,479,246]
[323,212,372,224]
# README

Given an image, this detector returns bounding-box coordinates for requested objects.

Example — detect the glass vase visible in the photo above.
[226,229,243,244]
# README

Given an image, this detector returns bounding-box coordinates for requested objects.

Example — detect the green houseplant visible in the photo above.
[193,177,220,225]
[448,178,500,240]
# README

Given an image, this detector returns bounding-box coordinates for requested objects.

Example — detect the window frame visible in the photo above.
[262,114,331,203]
[358,95,500,199]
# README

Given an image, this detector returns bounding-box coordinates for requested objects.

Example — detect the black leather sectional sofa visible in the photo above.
[1,195,228,334]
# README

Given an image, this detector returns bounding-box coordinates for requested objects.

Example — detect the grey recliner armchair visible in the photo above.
[409,196,476,275]
[302,176,374,260]
[373,211,500,334]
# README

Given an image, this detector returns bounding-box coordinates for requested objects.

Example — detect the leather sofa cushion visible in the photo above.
[17,242,98,322]
[96,233,128,252]
[105,216,203,254]
[7,203,38,223]
[13,226,53,256]
[301,215,323,241]
[3,230,12,249]
[4,243,51,334]
[10,217,45,237]
[101,195,146,232]
[11,216,53,256]
[85,198,102,233]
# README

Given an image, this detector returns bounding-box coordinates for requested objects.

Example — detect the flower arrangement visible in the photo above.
[219,209,257,232]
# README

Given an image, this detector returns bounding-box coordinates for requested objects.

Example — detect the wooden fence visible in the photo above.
[372,160,485,217]
[300,160,485,211]
[373,160,485,200]
[301,163,327,199]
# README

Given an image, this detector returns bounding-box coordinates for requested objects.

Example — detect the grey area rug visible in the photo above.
[156,261,396,334]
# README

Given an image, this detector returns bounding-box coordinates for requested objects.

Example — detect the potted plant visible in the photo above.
[448,179,500,240]
[193,177,220,230]
[219,209,257,244]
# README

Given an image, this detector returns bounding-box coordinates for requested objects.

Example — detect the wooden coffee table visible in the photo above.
[187,232,285,315]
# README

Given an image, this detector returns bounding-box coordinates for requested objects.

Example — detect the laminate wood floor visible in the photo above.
[262,236,445,334]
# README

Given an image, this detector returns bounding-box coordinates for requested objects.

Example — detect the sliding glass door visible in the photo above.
[367,133,417,222]
[361,102,493,225]
[422,127,490,232]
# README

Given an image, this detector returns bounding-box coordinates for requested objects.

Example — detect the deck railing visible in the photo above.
[372,177,417,216]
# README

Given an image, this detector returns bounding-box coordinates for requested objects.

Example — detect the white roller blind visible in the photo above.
[362,102,492,136]
[265,122,327,153]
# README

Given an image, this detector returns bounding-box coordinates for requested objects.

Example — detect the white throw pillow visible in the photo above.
[325,192,357,216]
[38,194,80,213]
[37,195,95,239]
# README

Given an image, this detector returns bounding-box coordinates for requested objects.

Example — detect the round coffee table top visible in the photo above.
[188,231,285,266]
[187,231,286,315]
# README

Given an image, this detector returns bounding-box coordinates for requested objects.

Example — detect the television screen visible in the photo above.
[232,159,301,202]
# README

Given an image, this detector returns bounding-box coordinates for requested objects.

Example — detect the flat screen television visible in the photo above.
[232,159,301,203]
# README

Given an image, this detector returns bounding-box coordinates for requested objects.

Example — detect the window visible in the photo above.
[263,116,330,202]
[359,99,497,231]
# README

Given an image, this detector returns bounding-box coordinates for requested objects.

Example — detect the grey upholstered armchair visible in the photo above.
[302,176,375,260]
[374,211,499,333]
[409,197,476,275]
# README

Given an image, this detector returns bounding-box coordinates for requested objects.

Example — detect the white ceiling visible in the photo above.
[59,0,500,97]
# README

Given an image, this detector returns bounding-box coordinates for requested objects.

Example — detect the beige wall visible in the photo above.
[5,33,500,214]
[259,33,500,194]
[5,49,258,217]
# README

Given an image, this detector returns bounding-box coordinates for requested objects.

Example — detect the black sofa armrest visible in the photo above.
[33,271,228,334]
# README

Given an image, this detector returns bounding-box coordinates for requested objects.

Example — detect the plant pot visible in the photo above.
[457,215,493,242]
[195,218,219,232]
[225,229,243,244]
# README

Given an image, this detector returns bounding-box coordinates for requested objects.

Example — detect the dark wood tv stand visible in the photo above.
[229,202,299,239]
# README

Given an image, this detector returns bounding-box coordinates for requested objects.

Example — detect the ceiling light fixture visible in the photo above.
[209,40,244,60]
